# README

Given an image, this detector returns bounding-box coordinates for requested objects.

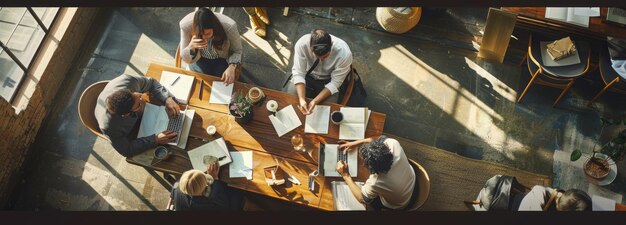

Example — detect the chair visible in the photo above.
[477,8,517,63]
[587,45,626,106]
[404,159,430,211]
[517,33,591,106]
[175,45,242,81]
[77,81,110,141]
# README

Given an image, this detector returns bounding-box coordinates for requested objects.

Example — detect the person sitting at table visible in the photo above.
[608,36,626,77]
[335,135,416,210]
[283,29,353,115]
[169,163,244,211]
[95,74,181,157]
[518,185,591,211]
[179,7,243,85]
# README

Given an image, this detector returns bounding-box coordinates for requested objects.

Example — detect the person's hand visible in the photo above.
[187,35,208,51]
[306,99,318,114]
[221,65,236,85]
[297,98,310,115]
[165,97,180,118]
[336,160,349,178]
[339,140,360,155]
[156,130,177,145]
[207,162,220,180]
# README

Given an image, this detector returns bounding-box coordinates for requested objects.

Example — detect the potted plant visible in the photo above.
[229,91,254,124]
[571,117,626,181]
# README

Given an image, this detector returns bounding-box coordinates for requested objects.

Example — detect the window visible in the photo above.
[0,7,60,103]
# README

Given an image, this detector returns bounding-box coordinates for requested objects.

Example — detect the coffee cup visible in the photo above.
[330,111,344,125]
[206,125,217,135]
[154,146,172,160]
[266,100,278,113]
[247,87,265,104]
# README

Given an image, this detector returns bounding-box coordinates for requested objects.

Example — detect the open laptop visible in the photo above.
[318,143,358,177]
[137,102,188,146]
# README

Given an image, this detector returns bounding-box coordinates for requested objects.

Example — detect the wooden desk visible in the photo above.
[502,7,626,40]
[127,63,386,210]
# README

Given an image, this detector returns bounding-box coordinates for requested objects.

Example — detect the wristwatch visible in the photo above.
[230,63,239,69]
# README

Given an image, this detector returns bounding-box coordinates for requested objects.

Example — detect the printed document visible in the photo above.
[209,81,234,104]
[332,181,365,210]
[160,71,195,104]
[269,105,302,137]
[339,107,367,140]
[229,151,253,180]
[304,105,330,134]
[187,137,232,170]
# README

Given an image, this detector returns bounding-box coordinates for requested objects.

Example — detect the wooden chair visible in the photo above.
[338,66,358,106]
[587,45,626,106]
[477,8,517,63]
[517,33,591,106]
[77,81,110,141]
[175,45,242,81]
[404,159,430,211]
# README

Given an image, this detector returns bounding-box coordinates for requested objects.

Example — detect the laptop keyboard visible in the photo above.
[167,112,184,134]
[337,150,348,165]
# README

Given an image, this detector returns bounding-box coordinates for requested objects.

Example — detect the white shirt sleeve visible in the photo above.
[360,175,379,202]
[291,36,309,85]
[518,185,548,211]
[325,51,352,95]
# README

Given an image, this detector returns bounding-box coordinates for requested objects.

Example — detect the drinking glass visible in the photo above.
[291,134,305,152]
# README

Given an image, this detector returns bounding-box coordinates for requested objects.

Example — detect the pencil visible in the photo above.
[171,76,180,86]
[199,80,204,99]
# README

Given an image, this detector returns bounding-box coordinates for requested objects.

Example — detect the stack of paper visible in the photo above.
[229,151,253,180]
[339,107,369,140]
[209,81,234,104]
[187,137,232,170]
[545,7,591,27]
[540,41,581,66]
[592,195,616,211]
[269,105,302,137]
[160,71,195,104]
[304,105,330,134]
[332,181,365,211]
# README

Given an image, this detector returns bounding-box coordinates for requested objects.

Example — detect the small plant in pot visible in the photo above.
[571,127,626,181]
[229,91,254,124]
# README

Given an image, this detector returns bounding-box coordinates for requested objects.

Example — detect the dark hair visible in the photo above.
[556,189,592,211]
[106,89,134,115]
[310,29,332,56]
[359,136,393,174]
[193,8,227,50]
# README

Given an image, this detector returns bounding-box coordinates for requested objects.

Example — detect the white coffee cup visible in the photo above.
[206,125,217,135]
[266,100,278,113]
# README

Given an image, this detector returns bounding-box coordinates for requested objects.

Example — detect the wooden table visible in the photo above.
[127,63,386,210]
[502,7,626,40]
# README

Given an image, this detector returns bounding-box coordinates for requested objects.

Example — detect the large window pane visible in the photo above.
[0,52,24,101]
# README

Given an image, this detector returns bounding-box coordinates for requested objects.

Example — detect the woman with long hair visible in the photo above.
[179,8,242,85]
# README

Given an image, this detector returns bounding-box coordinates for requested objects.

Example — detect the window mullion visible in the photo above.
[26,7,49,33]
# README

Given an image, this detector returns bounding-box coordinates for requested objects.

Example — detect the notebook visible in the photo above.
[332,181,366,211]
[187,137,233,170]
[318,144,358,177]
[304,105,330,134]
[160,71,195,104]
[209,81,233,104]
[339,107,368,140]
[540,41,581,66]
[229,151,253,180]
[137,102,192,147]
[269,105,302,137]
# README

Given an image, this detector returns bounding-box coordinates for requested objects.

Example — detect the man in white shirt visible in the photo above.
[283,29,353,115]
[518,185,591,211]
[336,136,416,210]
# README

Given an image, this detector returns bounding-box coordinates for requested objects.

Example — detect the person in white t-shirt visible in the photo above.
[336,135,416,210]
[518,185,591,211]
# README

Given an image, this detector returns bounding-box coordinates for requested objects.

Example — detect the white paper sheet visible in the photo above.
[592,195,616,211]
[332,181,365,211]
[305,105,330,134]
[574,7,600,17]
[229,151,253,180]
[339,107,367,140]
[209,81,234,104]
[187,137,232,171]
[540,41,581,67]
[160,71,195,104]
[269,105,302,137]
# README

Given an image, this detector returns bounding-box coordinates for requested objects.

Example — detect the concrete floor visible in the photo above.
[10,7,626,210]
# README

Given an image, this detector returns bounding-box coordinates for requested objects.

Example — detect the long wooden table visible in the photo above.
[127,63,386,210]
[502,7,626,40]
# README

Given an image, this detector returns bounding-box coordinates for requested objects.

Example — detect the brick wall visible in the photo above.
[0,8,100,208]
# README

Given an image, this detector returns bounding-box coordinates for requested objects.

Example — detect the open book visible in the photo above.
[304,105,330,134]
[332,181,366,211]
[545,7,590,27]
[160,71,195,104]
[339,107,368,140]
[268,105,302,137]
[187,137,232,170]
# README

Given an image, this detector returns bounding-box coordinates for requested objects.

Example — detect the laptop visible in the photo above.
[318,143,358,177]
[606,8,626,26]
[137,102,188,146]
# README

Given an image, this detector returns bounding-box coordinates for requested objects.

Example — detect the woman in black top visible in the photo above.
[170,163,243,211]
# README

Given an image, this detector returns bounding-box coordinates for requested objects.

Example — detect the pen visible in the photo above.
[218,156,227,161]
[199,80,204,99]
[171,76,180,86]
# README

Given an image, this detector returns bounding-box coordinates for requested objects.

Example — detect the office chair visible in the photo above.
[78,81,110,141]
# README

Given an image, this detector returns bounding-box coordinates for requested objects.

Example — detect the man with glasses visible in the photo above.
[283,29,353,115]
[95,74,181,157]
